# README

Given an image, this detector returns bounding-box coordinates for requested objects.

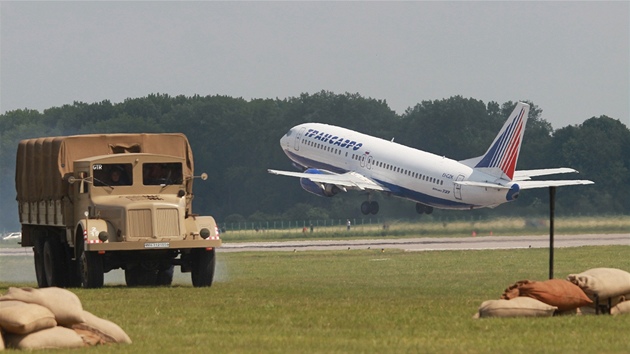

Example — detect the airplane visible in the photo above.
[268,102,594,215]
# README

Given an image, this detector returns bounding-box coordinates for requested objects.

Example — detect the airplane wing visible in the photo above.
[267,169,390,192]
[516,179,594,189]
[513,168,579,181]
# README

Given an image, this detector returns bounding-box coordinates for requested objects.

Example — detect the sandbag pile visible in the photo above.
[474,267,630,318]
[0,287,131,350]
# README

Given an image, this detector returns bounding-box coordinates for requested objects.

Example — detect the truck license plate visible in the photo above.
[144,242,170,249]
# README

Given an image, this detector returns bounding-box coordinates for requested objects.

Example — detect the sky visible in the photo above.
[1,1,628,129]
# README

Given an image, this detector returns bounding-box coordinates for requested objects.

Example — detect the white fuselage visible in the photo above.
[280,123,515,210]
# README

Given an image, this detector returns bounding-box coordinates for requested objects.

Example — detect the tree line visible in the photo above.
[1,92,628,230]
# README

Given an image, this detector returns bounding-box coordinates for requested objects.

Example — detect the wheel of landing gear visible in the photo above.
[78,241,104,288]
[415,203,426,214]
[43,239,67,287]
[191,248,216,287]
[369,201,379,215]
[361,201,371,215]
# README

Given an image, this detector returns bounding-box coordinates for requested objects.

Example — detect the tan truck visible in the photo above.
[15,133,221,288]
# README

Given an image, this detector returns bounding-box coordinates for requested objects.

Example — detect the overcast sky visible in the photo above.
[1,1,628,129]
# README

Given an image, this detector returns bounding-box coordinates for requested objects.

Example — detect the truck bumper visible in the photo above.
[85,239,222,252]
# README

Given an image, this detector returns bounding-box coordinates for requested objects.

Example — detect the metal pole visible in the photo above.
[549,186,556,279]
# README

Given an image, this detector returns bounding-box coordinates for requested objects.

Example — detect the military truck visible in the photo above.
[15,133,221,288]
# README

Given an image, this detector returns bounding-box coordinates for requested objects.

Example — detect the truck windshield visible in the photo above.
[143,163,183,186]
[93,164,133,186]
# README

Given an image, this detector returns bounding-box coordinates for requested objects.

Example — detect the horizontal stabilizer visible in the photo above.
[513,168,579,181]
[516,179,594,189]
[267,169,389,192]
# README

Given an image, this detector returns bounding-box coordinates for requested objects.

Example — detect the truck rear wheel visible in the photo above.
[43,238,67,287]
[191,248,216,287]
[78,241,104,288]
[33,238,48,288]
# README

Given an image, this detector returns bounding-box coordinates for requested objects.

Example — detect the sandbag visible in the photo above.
[4,326,85,350]
[0,300,25,309]
[73,327,107,346]
[0,287,84,326]
[567,268,630,299]
[503,279,592,311]
[0,302,57,334]
[474,297,557,318]
[72,310,132,344]
[611,301,630,315]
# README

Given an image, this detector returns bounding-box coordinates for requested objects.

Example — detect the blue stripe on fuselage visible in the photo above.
[284,149,476,210]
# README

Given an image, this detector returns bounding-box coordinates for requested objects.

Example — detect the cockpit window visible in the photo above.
[285,128,293,137]
[93,164,133,186]
[143,163,183,186]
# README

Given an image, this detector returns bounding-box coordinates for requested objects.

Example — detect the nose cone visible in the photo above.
[280,128,294,149]
[280,134,289,149]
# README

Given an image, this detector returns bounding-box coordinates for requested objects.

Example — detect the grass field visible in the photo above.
[220,215,630,242]
[3,245,630,353]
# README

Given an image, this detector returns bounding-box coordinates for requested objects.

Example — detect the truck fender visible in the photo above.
[185,216,219,240]
[75,219,114,248]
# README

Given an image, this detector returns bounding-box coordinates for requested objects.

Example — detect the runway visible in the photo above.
[218,233,630,252]
[1,234,629,257]
[1,234,628,284]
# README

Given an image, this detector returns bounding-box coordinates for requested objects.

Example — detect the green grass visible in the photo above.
[221,215,630,242]
[3,245,630,353]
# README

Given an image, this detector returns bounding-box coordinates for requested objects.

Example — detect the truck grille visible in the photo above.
[128,208,180,238]
[156,208,180,237]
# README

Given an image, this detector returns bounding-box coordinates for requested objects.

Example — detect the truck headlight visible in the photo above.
[98,231,109,242]
[200,228,210,239]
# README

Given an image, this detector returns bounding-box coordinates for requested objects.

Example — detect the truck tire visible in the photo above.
[191,248,215,287]
[156,265,174,286]
[78,241,104,288]
[43,238,67,287]
[33,238,48,288]
[124,265,157,287]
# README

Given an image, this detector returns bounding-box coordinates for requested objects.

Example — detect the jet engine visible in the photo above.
[299,168,341,197]
[506,184,520,201]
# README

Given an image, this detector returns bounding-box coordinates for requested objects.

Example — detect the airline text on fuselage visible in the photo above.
[305,129,363,151]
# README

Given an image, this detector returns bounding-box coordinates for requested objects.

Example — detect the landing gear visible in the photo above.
[415,203,434,215]
[361,201,379,215]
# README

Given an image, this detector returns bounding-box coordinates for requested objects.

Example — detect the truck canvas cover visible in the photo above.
[16,133,194,202]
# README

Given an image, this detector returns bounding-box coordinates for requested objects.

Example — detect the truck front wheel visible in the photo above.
[191,248,216,287]
[78,241,104,288]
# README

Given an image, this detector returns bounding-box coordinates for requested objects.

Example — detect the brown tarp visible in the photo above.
[16,133,194,202]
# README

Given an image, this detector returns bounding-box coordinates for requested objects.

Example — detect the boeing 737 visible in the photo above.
[268,102,593,215]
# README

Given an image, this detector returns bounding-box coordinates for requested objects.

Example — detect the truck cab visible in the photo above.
[66,153,220,288]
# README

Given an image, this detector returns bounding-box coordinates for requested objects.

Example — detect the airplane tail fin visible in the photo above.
[462,102,529,181]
